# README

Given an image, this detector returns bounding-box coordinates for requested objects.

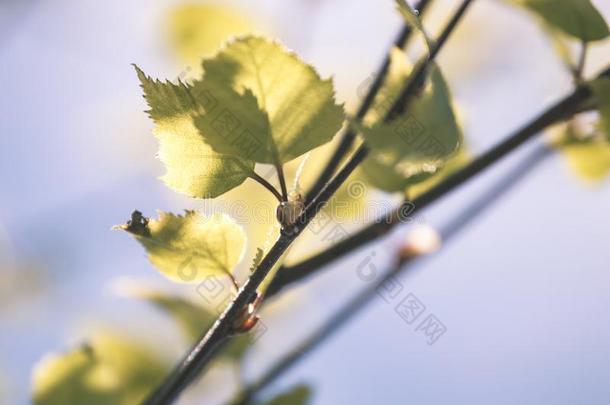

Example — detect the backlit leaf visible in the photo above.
[116,211,246,283]
[409,148,471,198]
[263,384,312,405]
[512,0,609,42]
[32,333,166,405]
[136,66,255,198]
[359,49,462,192]
[195,36,345,164]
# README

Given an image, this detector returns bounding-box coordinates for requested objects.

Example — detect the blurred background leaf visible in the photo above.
[509,0,609,43]
[260,384,312,405]
[32,332,167,405]
[168,3,257,74]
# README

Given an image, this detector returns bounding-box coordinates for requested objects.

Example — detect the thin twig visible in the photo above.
[231,144,553,405]
[305,0,434,204]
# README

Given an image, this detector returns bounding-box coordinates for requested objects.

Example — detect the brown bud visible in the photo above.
[276,194,304,228]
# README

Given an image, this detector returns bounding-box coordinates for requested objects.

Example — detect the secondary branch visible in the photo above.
[266,81,596,297]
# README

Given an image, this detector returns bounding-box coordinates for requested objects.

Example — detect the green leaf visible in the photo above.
[116,210,246,283]
[263,384,312,405]
[395,0,433,50]
[513,0,609,42]
[32,333,167,405]
[192,82,274,163]
[359,49,462,192]
[409,147,471,197]
[358,152,429,193]
[136,66,256,198]
[194,35,345,164]
[591,78,610,141]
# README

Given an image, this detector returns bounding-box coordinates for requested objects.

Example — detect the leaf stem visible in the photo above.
[305,0,434,204]
[228,273,240,294]
[275,163,289,201]
[575,40,588,82]
[249,171,283,202]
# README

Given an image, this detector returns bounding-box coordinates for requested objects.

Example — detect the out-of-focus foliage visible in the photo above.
[592,78,610,141]
[168,4,256,70]
[562,138,610,181]
[358,48,462,193]
[31,333,167,405]
[508,0,610,183]
[116,211,246,283]
[408,147,471,198]
[511,0,609,42]
[551,76,610,183]
[130,289,215,341]
[260,384,312,405]
[127,288,252,362]
[553,118,610,183]
[194,36,344,165]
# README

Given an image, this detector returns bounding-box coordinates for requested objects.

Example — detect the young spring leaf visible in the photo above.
[262,384,312,405]
[116,211,246,283]
[249,248,264,273]
[135,66,256,198]
[194,35,345,165]
[512,0,610,42]
[358,49,462,192]
[31,333,167,405]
